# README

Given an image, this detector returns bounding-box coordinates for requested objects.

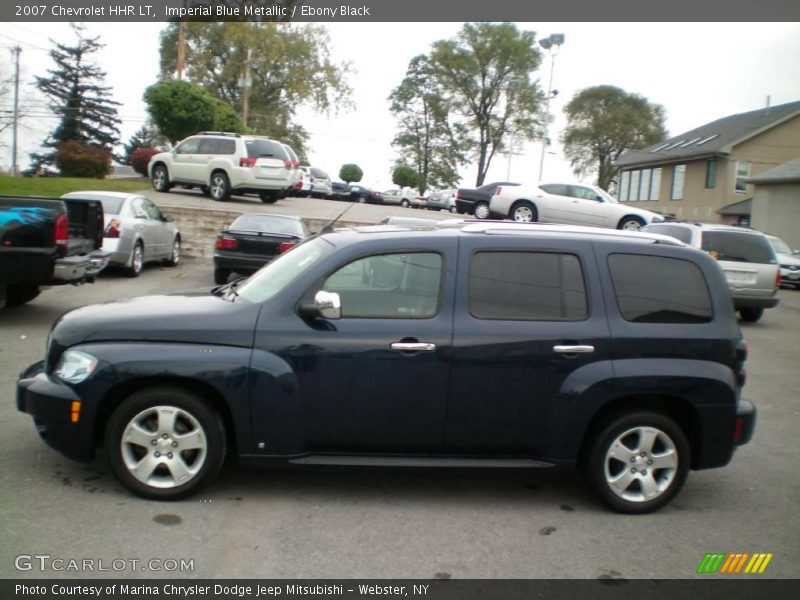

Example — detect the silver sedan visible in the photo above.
[61,191,180,277]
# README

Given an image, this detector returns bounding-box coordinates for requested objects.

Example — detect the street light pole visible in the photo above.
[538,34,564,182]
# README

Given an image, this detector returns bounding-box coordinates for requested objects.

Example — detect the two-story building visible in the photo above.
[614,100,800,223]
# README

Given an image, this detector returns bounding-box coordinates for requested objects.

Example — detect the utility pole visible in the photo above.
[176,20,187,80]
[11,46,21,177]
[240,47,253,128]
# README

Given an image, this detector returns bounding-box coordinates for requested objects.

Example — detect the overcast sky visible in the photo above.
[1,21,799,190]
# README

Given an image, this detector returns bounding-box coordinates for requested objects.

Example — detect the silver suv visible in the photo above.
[148,132,300,204]
[643,222,779,322]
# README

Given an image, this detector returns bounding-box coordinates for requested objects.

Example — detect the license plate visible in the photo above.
[724,270,756,285]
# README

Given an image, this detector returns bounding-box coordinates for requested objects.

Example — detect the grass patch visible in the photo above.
[0,175,150,197]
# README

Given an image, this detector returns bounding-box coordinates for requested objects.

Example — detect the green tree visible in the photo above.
[144,79,244,144]
[31,24,121,173]
[392,164,419,189]
[121,121,168,165]
[339,164,363,184]
[390,55,467,194]
[427,23,544,186]
[158,22,352,157]
[562,85,667,190]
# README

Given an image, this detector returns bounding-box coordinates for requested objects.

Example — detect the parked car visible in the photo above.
[426,188,458,213]
[1,195,109,308]
[491,182,667,230]
[766,234,800,289]
[381,189,415,208]
[148,132,299,204]
[328,181,351,200]
[345,185,383,204]
[213,213,310,284]
[18,222,754,513]
[61,192,180,277]
[456,182,519,219]
[409,195,428,209]
[279,144,302,197]
[643,222,779,322]
[296,166,332,199]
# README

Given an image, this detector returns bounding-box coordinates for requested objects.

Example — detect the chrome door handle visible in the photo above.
[391,342,436,352]
[553,345,595,354]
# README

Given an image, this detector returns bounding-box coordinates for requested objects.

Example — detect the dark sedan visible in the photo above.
[455,181,519,219]
[327,181,351,200]
[345,185,383,204]
[213,214,310,284]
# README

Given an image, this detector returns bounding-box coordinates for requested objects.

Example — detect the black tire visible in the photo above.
[0,284,6,310]
[584,411,690,514]
[739,307,764,323]
[104,387,226,500]
[200,185,211,197]
[151,164,170,193]
[473,201,491,220]
[357,195,366,204]
[214,268,231,285]
[126,242,144,277]
[259,191,279,204]
[6,282,41,306]
[400,199,410,208]
[448,206,457,214]
[510,201,538,223]
[618,216,646,231]
[165,237,181,267]
[209,171,231,201]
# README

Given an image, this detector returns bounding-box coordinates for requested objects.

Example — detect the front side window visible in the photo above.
[175,138,200,154]
[671,164,686,200]
[609,254,713,324]
[735,161,750,194]
[570,186,601,201]
[323,253,442,318]
[469,251,587,321]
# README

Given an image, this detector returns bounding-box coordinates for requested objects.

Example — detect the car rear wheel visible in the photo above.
[511,201,538,223]
[448,206,458,214]
[151,165,170,193]
[200,185,211,197]
[584,411,689,513]
[401,199,410,208]
[259,191,279,204]
[739,307,764,323]
[619,216,646,230]
[126,242,144,277]
[104,387,226,500]
[474,202,490,219]
[214,268,231,285]
[209,172,231,201]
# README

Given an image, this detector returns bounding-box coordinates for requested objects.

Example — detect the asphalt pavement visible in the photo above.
[0,256,798,579]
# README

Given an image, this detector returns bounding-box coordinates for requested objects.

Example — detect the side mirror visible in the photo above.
[164,215,174,223]
[298,290,341,320]
[596,195,604,202]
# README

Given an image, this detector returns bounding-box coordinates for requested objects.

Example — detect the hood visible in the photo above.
[776,252,800,266]
[49,292,261,355]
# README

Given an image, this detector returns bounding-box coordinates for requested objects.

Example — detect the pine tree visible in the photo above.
[31,24,121,172]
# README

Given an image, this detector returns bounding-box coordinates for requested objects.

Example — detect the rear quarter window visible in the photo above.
[608,254,713,324]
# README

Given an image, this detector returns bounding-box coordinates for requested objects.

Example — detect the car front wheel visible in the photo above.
[474,202,491,219]
[105,387,226,500]
[585,411,689,513]
[165,237,180,267]
[619,216,646,230]
[151,165,170,193]
[209,172,231,201]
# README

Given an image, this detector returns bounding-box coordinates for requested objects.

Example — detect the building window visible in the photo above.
[671,164,686,200]
[630,170,641,202]
[735,161,750,194]
[619,171,630,202]
[640,169,652,201]
[651,168,662,201]
[705,160,717,188]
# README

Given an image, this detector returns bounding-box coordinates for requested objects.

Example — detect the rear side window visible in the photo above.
[701,231,776,264]
[608,254,713,323]
[246,139,287,159]
[540,184,568,196]
[469,252,587,320]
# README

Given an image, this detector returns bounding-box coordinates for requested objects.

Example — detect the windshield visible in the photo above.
[767,235,793,255]
[235,237,333,304]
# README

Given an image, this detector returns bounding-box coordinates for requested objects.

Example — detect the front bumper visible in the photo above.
[16,361,95,462]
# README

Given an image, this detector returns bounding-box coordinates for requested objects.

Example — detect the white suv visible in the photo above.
[643,222,780,322]
[148,132,300,204]
[490,182,666,230]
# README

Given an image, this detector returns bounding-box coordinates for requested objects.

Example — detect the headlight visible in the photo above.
[651,215,665,223]
[55,350,98,384]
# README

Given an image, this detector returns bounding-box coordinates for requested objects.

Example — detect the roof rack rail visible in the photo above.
[195,131,242,138]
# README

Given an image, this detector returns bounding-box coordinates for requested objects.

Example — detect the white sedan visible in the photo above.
[490,182,666,230]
